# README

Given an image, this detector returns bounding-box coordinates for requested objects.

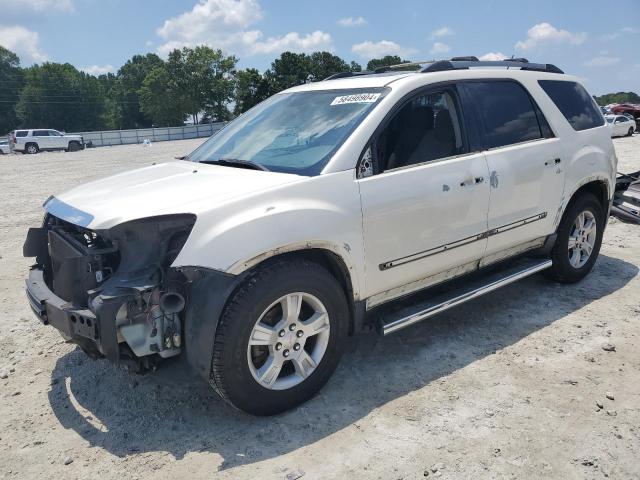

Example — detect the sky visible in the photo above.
[0,0,638,95]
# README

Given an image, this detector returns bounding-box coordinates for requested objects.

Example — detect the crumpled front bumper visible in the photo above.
[26,267,124,361]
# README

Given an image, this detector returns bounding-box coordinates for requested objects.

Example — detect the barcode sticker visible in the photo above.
[330,93,381,105]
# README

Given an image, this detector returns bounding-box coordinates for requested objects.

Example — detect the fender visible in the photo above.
[172,169,365,301]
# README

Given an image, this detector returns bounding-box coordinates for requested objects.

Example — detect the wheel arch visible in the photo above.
[565,178,610,215]
[235,247,362,336]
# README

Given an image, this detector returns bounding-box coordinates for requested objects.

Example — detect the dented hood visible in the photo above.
[46,161,303,229]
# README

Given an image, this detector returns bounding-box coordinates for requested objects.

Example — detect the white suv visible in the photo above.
[11,129,84,154]
[24,58,616,415]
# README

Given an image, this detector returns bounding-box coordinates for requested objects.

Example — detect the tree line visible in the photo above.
[0,44,410,134]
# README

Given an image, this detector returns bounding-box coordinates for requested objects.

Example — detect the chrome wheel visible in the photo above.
[247,292,331,390]
[568,210,597,268]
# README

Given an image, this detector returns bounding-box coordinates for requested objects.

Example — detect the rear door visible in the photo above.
[358,84,490,302]
[460,80,564,258]
[32,130,52,149]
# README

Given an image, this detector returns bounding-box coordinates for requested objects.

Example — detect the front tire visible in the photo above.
[628,127,634,137]
[546,193,604,283]
[210,259,348,415]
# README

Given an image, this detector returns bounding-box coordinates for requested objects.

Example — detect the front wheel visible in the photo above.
[546,193,604,283]
[210,259,348,415]
[628,127,634,137]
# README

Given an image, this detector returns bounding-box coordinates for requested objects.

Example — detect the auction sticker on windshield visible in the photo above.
[330,93,381,105]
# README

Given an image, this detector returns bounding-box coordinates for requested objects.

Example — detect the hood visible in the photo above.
[46,161,303,229]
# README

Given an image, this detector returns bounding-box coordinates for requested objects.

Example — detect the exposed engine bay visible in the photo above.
[24,213,196,369]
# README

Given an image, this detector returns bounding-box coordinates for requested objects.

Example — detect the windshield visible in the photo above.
[188,88,387,175]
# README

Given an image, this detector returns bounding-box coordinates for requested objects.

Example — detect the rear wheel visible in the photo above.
[546,193,604,283]
[25,143,39,154]
[210,259,348,415]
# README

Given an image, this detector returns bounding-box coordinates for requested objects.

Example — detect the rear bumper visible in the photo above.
[26,267,122,360]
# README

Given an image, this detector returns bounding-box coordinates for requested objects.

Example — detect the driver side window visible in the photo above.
[376,89,466,172]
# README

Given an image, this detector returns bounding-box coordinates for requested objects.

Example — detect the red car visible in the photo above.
[611,104,640,129]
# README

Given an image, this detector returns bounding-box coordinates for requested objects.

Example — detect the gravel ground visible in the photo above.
[0,136,639,480]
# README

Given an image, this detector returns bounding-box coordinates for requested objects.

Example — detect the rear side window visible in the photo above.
[33,130,49,136]
[538,80,605,131]
[15,131,28,137]
[463,81,544,149]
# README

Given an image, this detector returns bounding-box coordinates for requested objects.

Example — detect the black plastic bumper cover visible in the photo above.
[26,268,122,361]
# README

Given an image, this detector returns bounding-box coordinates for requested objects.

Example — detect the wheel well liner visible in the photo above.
[568,180,609,213]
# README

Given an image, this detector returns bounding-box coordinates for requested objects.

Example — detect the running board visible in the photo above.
[381,258,552,335]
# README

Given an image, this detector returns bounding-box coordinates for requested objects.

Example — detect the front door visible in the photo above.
[32,130,52,149]
[358,85,490,303]
[460,80,565,257]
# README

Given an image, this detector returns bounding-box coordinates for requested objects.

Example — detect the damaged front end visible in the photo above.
[24,212,196,369]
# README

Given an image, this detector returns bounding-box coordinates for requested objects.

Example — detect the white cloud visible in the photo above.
[430,42,451,55]
[479,52,507,61]
[351,40,416,59]
[431,26,453,38]
[515,22,586,50]
[81,64,115,76]
[157,0,332,56]
[583,56,621,67]
[0,25,48,63]
[0,0,73,12]
[621,27,637,34]
[337,16,367,27]
[601,26,637,41]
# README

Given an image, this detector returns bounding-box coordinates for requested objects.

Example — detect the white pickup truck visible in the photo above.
[11,129,84,154]
[24,58,616,415]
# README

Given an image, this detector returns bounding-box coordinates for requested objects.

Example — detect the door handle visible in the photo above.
[545,158,562,166]
[460,176,484,187]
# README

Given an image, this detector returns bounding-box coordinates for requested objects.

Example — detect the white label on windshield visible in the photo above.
[331,93,381,105]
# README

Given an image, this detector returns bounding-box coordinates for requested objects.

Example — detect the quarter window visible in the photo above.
[538,80,605,131]
[377,89,465,171]
[464,81,544,149]
[15,131,28,137]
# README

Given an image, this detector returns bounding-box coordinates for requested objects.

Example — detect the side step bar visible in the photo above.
[381,258,552,335]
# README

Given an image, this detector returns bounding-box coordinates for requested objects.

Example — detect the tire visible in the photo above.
[628,127,634,137]
[546,193,604,283]
[25,143,39,154]
[67,141,81,152]
[210,259,348,415]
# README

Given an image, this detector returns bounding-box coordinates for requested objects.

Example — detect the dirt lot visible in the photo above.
[1,136,639,480]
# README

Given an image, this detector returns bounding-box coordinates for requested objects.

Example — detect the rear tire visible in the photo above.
[25,143,39,154]
[210,259,348,415]
[546,193,604,283]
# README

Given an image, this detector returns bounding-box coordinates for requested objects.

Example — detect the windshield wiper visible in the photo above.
[200,158,270,172]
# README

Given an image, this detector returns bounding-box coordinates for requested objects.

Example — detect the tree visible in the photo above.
[139,65,186,126]
[16,62,107,132]
[109,53,164,129]
[234,68,271,115]
[594,92,640,105]
[366,55,411,71]
[308,51,351,81]
[264,52,312,92]
[0,46,24,133]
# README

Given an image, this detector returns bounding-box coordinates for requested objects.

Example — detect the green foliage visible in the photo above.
[0,46,23,134]
[0,44,368,132]
[594,92,640,105]
[16,62,107,132]
[366,55,411,71]
[234,68,271,115]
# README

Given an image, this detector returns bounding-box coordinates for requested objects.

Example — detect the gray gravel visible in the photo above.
[0,135,639,479]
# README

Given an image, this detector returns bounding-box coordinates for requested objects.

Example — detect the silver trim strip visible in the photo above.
[382,259,552,335]
[379,212,547,271]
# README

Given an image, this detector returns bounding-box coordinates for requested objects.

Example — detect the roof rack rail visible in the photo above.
[324,70,375,80]
[420,59,564,74]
